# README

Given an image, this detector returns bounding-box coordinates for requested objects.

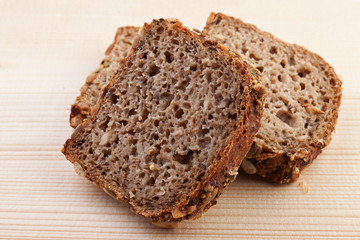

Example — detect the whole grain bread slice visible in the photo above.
[202,12,342,183]
[70,26,139,128]
[62,18,264,223]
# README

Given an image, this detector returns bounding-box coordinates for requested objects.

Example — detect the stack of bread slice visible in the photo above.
[62,13,341,225]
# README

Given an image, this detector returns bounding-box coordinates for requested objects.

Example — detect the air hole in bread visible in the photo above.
[178,120,188,128]
[118,120,128,126]
[164,51,174,63]
[99,116,110,131]
[289,56,296,66]
[108,91,119,105]
[330,78,336,86]
[183,102,191,109]
[276,110,297,127]
[175,109,184,119]
[163,172,171,179]
[297,67,311,78]
[202,128,209,135]
[323,97,330,103]
[141,109,150,121]
[176,79,190,91]
[190,65,198,71]
[249,53,261,61]
[130,146,137,156]
[141,52,148,59]
[157,26,164,34]
[228,113,237,120]
[196,172,205,181]
[300,82,306,90]
[280,60,286,68]
[256,66,264,73]
[148,177,155,186]
[129,138,138,145]
[174,150,193,165]
[150,132,159,140]
[88,148,93,154]
[148,64,160,77]
[159,93,173,110]
[270,46,277,54]
[128,109,136,116]
[205,71,212,82]
[126,61,133,68]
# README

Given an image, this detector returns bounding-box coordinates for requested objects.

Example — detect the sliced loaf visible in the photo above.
[70,26,139,128]
[62,19,264,223]
[202,13,342,183]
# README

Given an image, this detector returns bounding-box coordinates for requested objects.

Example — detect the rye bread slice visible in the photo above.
[202,12,342,183]
[70,26,139,128]
[62,18,264,223]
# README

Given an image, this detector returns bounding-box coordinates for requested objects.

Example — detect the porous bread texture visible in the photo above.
[70,26,140,128]
[63,18,264,223]
[203,13,342,183]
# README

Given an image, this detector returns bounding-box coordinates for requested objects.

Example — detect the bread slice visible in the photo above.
[202,13,342,183]
[70,26,139,128]
[62,18,264,223]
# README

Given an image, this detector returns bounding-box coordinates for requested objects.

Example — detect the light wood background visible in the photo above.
[1,0,360,239]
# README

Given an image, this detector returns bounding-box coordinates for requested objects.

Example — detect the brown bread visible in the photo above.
[62,18,264,224]
[70,26,139,128]
[202,12,342,183]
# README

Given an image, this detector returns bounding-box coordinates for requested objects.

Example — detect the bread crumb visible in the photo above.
[298,181,309,194]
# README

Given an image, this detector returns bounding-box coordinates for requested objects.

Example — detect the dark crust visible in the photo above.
[204,12,342,183]
[69,26,140,128]
[62,19,265,223]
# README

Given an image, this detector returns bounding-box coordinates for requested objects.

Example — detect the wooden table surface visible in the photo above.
[1,0,360,239]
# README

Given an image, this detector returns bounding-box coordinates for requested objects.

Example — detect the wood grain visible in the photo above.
[1,0,360,239]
